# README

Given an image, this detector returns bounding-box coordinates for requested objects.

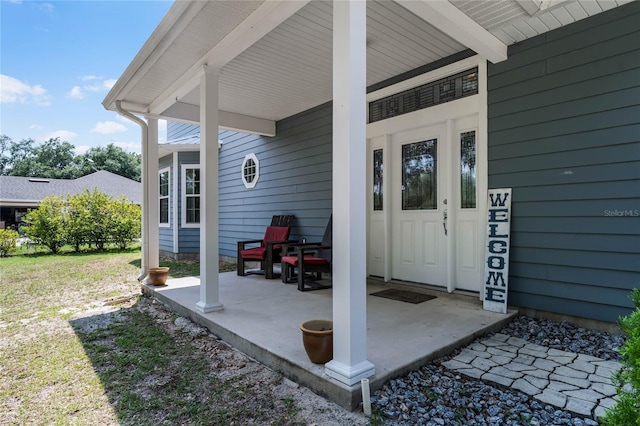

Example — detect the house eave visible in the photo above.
[102,1,206,113]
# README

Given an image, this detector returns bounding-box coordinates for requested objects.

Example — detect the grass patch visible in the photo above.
[0,249,308,425]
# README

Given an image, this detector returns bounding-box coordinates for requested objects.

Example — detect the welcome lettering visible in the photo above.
[483,188,512,314]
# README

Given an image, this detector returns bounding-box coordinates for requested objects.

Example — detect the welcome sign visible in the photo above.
[483,188,512,314]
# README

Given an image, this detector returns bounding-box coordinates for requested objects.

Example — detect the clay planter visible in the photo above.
[300,319,333,364]
[148,267,170,286]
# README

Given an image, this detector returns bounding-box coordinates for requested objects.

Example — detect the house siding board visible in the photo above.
[487,1,640,323]
[167,121,199,141]
[199,104,332,258]
[509,292,631,324]
[488,49,640,104]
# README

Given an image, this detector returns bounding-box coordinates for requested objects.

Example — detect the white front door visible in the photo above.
[392,123,448,286]
[367,114,486,292]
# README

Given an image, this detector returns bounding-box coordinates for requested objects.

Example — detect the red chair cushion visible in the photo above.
[282,255,329,267]
[241,247,266,260]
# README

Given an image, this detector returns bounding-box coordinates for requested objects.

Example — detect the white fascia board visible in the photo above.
[103,1,207,111]
[148,0,309,118]
[160,102,276,137]
[0,200,41,207]
[395,0,508,64]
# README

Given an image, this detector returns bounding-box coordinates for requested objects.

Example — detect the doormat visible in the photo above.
[371,289,436,304]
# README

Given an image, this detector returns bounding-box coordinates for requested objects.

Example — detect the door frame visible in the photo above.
[366,55,488,295]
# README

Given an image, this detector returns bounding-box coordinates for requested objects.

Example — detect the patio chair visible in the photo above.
[237,215,295,279]
[281,215,332,291]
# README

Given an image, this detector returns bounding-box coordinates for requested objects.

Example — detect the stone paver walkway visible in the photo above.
[442,333,621,419]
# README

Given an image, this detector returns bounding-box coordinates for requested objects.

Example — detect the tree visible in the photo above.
[9,137,79,179]
[1,136,36,176]
[1,136,140,181]
[78,144,141,181]
[0,135,10,175]
[23,196,67,254]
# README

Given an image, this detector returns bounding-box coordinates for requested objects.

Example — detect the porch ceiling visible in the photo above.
[103,0,633,134]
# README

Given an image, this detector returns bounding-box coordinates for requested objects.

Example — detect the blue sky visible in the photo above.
[1,0,173,154]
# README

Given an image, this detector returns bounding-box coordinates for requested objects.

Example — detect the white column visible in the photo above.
[147,117,160,269]
[196,66,223,313]
[325,0,375,386]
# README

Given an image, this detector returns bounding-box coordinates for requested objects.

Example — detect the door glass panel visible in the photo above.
[460,131,476,208]
[373,149,383,211]
[402,139,437,210]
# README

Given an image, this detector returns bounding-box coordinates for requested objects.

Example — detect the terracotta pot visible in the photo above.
[148,267,170,286]
[300,319,333,364]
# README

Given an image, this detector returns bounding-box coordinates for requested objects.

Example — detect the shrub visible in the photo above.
[23,196,67,254]
[20,190,141,254]
[601,288,640,425]
[109,196,141,250]
[67,189,112,250]
[0,229,19,257]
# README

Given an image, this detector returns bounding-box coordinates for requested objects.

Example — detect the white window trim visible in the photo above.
[181,163,201,229]
[159,167,170,228]
[241,153,259,189]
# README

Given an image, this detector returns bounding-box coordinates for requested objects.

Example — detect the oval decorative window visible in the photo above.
[242,153,259,189]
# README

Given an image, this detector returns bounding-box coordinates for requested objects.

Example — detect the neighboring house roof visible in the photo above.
[0,171,142,206]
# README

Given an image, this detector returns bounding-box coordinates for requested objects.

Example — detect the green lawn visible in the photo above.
[0,249,302,425]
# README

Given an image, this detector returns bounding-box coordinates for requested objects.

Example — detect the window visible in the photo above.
[181,164,200,228]
[241,153,259,189]
[402,140,437,210]
[460,131,477,209]
[159,168,170,227]
[369,68,479,123]
[373,149,383,211]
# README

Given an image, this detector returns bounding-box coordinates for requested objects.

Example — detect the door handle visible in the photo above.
[443,209,448,236]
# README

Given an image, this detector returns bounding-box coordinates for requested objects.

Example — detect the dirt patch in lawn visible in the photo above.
[2,293,367,425]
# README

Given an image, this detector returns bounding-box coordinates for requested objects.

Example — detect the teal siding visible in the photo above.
[218,104,333,258]
[167,122,199,141]
[487,1,640,322]
[165,109,334,258]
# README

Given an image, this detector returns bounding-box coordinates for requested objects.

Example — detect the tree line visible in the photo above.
[0,135,141,181]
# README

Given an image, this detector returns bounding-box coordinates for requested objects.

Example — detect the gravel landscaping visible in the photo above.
[371,316,626,426]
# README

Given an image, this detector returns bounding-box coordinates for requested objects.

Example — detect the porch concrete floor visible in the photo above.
[142,272,517,411]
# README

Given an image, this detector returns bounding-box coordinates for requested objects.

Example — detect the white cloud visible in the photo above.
[103,79,117,90]
[30,124,43,130]
[42,130,77,141]
[67,85,84,99]
[91,121,127,134]
[0,74,51,106]
[113,141,141,154]
[75,76,117,93]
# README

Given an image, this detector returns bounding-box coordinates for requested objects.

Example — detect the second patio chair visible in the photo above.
[281,215,332,291]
